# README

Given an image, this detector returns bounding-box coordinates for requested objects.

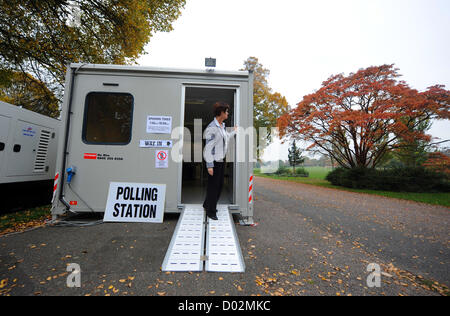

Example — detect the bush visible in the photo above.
[275,165,290,175]
[295,167,309,177]
[326,167,450,192]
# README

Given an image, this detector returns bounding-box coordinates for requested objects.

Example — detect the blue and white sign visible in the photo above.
[22,126,36,137]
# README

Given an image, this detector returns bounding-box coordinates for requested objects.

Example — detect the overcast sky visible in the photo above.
[137,0,450,161]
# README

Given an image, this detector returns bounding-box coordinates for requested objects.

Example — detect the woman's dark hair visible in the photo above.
[213,101,230,117]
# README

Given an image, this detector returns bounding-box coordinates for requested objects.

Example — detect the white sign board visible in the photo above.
[104,182,166,223]
[147,116,172,134]
[155,150,169,169]
[140,140,173,148]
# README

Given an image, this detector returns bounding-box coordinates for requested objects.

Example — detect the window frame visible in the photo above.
[81,91,134,146]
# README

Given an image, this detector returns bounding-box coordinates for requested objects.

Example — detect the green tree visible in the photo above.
[288,140,305,173]
[0,71,60,118]
[0,0,186,116]
[241,57,289,161]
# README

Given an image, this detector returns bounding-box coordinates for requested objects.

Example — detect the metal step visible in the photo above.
[205,205,245,272]
[162,204,245,273]
[162,205,205,272]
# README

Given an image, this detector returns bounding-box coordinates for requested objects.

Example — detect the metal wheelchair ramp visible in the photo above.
[205,205,245,272]
[162,205,205,272]
[162,204,245,273]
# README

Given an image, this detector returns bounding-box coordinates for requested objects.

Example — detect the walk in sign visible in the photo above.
[103,182,166,223]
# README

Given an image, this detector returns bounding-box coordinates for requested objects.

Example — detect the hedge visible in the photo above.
[275,166,309,177]
[325,167,450,193]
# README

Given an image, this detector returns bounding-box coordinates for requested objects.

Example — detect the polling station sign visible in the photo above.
[103,182,166,223]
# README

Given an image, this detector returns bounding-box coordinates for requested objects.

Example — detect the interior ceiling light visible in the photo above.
[186,99,205,105]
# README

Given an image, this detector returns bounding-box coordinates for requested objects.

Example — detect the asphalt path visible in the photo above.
[1,176,448,296]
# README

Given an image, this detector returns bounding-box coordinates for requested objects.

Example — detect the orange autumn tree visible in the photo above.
[278,64,450,169]
[423,152,450,176]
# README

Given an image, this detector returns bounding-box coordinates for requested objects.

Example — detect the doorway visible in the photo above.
[181,87,235,205]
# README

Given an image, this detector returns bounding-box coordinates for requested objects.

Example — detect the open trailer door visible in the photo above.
[180,85,238,207]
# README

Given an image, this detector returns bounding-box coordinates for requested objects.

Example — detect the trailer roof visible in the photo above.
[70,63,250,78]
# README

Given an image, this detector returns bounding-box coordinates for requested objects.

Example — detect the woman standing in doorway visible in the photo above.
[203,102,237,220]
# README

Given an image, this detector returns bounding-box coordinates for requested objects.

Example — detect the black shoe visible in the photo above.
[207,214,218,221]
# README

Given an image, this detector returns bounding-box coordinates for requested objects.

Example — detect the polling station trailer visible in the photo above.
[52,63,254,272]
[0,101,60,211]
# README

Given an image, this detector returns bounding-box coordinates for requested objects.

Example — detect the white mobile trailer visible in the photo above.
[52,63,254,223]
[0,101,60,211]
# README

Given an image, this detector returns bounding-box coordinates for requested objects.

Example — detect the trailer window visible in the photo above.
[82,92,133,145]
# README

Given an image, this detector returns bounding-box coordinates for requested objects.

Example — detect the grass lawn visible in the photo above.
[255,167,450,208]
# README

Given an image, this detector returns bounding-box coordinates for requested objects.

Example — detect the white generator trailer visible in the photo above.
[52,64,255,223]
[0,101,60,212]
